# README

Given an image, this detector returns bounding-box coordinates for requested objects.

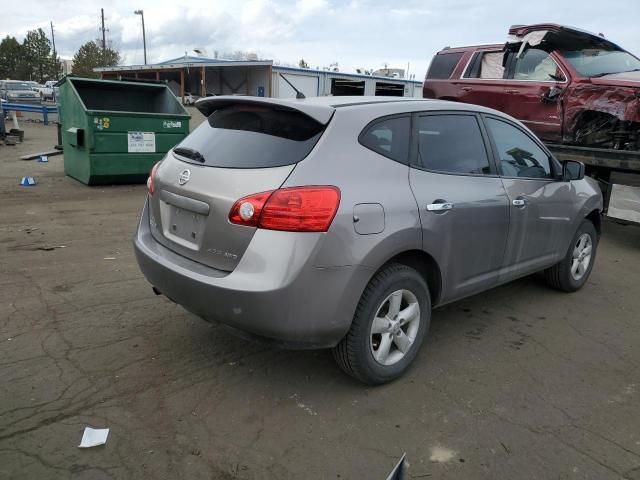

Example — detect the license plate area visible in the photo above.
[162,205,205,250]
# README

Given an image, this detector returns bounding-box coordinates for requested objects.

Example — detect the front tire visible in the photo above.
[332,263,431,385]
[544,219,598,292]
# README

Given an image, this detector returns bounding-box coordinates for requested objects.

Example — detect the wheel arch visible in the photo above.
[566,109,620,144]
[373,249,443,306]
[585,208,602,236]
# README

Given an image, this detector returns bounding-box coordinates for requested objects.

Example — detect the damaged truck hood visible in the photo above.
[590,70,640,88]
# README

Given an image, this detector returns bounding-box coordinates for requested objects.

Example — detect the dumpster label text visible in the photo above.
[128,132,156,153]
[163,121,182,129]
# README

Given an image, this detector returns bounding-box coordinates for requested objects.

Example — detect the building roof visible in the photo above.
[95,56,422,84]
[95,56,272,72]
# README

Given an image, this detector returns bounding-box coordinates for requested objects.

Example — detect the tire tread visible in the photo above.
[332,263,423,384]
[544,219,597,292]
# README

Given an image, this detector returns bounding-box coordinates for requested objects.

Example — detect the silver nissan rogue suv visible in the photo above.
[134,96,602,384]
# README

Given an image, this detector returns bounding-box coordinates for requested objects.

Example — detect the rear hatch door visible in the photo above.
[148,97,334,272]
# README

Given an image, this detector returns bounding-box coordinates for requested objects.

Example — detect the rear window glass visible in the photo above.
[359,116,410,164]
[426,53,464,79]
[417,115,491,175]
[465,51,506,79]
[174,105,326,168]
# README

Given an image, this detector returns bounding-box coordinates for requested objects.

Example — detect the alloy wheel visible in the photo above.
[571,233,593,280]
[370,289,421,366]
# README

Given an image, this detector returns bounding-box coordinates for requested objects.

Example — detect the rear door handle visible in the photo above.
[461,87,473,92]
[426,202,454,212]
[506,89,519,94]
[512,198,527,207]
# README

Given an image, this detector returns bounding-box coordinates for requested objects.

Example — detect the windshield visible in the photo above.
[560,47,640,77]
[7,83,31,91]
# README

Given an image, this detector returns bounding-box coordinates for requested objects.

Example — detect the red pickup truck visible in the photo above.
[423,24,640,151]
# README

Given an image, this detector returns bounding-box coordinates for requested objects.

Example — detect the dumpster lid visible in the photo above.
[195,96,335,125]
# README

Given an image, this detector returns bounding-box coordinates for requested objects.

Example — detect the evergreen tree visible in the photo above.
[22,28,59,82]
[0,36,23,79]
[72,41,120,78]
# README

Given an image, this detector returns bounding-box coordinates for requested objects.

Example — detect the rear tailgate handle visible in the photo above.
[160,190,210,216]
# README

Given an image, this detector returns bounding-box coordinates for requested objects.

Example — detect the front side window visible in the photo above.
[513,48,563,81]
[360,116,410,164]
[417,114,491,175]
[485,117,554,179]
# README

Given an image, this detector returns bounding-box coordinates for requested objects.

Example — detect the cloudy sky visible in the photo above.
[2,0,639,79]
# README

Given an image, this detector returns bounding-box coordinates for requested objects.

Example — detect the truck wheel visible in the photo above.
[544,219,598,292]
[332,263,430,385]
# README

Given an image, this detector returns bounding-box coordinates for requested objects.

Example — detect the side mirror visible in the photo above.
[563,160,585,181]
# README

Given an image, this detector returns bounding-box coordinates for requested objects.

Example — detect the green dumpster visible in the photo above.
[58,77,190,185]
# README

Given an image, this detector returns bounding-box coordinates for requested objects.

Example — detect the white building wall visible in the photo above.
[272,67,422,98]
[274,72,320,98]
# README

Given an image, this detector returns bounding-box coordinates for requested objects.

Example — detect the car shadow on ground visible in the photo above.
[156,273,555,391]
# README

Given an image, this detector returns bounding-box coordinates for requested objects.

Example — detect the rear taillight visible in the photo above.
[147,161,161,195]
[228,191,273,227]
[229,186,341,232]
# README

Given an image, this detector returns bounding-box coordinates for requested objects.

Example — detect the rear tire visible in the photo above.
[544,219,598,292]
[332,263,431,385]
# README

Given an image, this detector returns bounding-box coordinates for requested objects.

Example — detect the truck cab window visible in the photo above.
[513,48,562,81]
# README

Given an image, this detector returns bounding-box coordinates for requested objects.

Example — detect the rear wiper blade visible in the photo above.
[173,147,205,163]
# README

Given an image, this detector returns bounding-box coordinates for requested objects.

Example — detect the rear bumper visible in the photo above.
[134,199,372,349]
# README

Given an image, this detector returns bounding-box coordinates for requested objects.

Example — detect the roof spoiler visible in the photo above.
[194,96,335,125]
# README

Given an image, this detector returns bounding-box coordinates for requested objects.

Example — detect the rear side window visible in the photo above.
[174,105,325,168]
[417,115,491,175]
[359,116,410,164]
[464,51,506,79]
[427,53,464,79]
[485,117,553,179]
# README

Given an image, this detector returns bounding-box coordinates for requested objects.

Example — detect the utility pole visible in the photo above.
[50,21,56,58]
[134,10,147,65]
[101,8,106,58]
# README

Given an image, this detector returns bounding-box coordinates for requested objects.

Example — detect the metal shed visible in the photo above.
[95,56,423,100]
[96,56,273,99]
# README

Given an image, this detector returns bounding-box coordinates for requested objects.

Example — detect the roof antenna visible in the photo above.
[279,73,306,99]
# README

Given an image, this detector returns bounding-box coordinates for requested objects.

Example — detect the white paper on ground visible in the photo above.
[78,427,109,448]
